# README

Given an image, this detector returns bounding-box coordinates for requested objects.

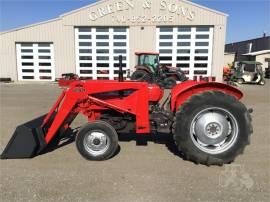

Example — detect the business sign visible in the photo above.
[89,0,196,24]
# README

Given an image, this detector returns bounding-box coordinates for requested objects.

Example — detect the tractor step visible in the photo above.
[1,115,47,159]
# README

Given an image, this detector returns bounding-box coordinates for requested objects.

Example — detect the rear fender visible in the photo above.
[170,80,243,112]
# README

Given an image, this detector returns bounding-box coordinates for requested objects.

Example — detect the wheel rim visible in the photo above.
[238,79,244,84]
[190,107,239,154]
[83,130,110,156]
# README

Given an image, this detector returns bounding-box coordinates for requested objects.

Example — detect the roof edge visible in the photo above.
[181,0,228,17]
[1,0,228,35]
[60,0,228,18]
[0,18,60,35]
[242,50,270,56]
[226,36,270,45]
[60,0,109,17]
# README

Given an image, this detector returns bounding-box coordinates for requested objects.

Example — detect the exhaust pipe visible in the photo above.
[118,55,124,82]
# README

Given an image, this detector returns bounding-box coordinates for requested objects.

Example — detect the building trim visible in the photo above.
[0,18,60,35]
[60,0,228,18]
[242,50,270,56]
[1,0,228,35]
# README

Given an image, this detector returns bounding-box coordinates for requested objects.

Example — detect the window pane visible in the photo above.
[178,35,191,39]
[197,27,210,32]
[177,42,190,46]
[196,35,209,39]
[160,27,173,32]
[97,56,109,61]
[160,35,173,39]
[79,49,92,53]
[22,56,33,59]
[114,56,126,60]
[22,62,34,66]
[96,35,109,39]
[80,56,92,60]
[97,63,109,67]
[96,42,109,46]
[177,63,190,68]
[160,42,173,46]
[160,49,172,54]
[79,28,91,32]
[114,49,126,54]
[38,49,50,53]
[195,49,208,54]
[96,28,109,32]
[79,35,91,39]
[177,49,190,54]
[195,56,208,61]
[79,42,92,46]
[39,69,51,73]
[21,43,33,47]
[80,70,92,74]
[195,42,209,46]
[114,28,127,32]
[194,63,208,68]
[21,49,33,53]
[22,76,34,79]
[114,35,126,39]
[22,69,34,73]
[178,27,191,32]
[39,63,51,66]
[38,43,50,47]
[114,42,126,46]
[177,56,190,61]
[96,49,109,54]
[39,56,51,59]
[160,56,172,61]
[194,70,207,75]
[80,63,92,67]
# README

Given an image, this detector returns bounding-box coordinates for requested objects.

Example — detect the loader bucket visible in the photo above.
[1,115,47,159]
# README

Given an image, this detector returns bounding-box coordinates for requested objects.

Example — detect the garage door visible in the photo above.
[157,26,213,79]
[16,43,55,81]
[75,27,129,80]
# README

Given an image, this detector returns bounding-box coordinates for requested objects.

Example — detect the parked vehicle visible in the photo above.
[265,67,270,79]
[231,61,266,85]
[1,57,253,166]
[131,52,188,88]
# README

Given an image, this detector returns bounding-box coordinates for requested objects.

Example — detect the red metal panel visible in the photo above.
[43,80,152,144]
[170,81,244,112]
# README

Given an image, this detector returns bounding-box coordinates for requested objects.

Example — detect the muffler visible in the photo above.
[1,115,47,159]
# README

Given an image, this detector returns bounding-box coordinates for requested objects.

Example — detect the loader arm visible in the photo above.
[1,80,150,159]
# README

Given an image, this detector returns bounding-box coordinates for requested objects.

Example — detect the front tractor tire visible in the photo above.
[76,121,119,161]
[173,91,252,166]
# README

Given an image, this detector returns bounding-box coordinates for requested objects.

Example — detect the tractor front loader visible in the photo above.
[1,61,253,165]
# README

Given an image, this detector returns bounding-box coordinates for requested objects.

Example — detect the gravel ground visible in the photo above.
[0,81,269,202]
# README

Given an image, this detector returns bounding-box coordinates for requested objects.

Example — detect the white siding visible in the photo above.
[0,0,227,81]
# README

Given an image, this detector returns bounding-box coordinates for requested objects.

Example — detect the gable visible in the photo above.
[61,0,227,26]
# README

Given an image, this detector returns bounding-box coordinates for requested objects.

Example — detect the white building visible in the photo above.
[0,0,227,82]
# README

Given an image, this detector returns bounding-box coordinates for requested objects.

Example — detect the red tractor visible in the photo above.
[1,57,252,165]
[131,52,187,89]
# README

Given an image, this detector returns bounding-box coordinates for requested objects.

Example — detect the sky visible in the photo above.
[0,0,269,43]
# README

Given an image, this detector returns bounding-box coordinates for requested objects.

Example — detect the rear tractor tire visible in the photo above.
[131,70,152,82]
[173,91,252,166]
[76,121,119,161]
[164,77,177,89]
